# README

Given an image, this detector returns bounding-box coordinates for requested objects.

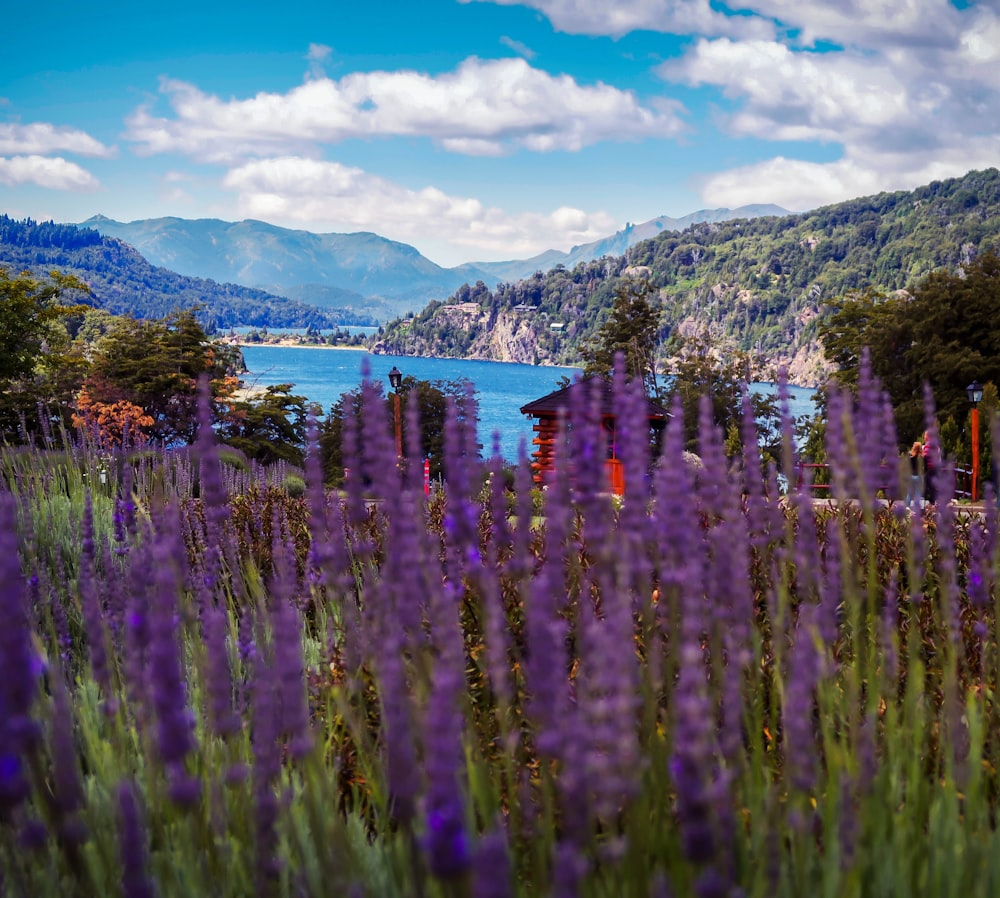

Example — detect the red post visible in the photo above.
[972,405,980,503]
[424,458,430,495]
[393,392,402,460]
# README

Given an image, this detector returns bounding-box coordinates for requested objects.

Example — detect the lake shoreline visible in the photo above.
[223,337,578,369]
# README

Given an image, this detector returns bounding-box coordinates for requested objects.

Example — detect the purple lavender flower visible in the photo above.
[79,490,117,714]
[550,841,589,898]
[376,628,418,825]
[473,819,512,898]
[783,606,821,793]
[669,643,722,867]
[0,494,41,818]
[251,634,284,893]
[47,673,86,834]
[479,455,513,708]
[577,594,640,825]
[303,412,339,584]
[148,515,199,804]
[201,602,240,739]
[195,375,230,535]
[854,350,892,506]
[881,572,900,687]
[117,780,155,898]
[522,552,569,759]
[422,652,470,880]
[266,529,313,759]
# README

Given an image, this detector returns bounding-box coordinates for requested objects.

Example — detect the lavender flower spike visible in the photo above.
[0,493,42,819]
[117,780,155,898]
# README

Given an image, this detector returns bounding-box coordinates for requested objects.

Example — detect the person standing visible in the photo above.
[922,431,937,506]
[906,440,923,510]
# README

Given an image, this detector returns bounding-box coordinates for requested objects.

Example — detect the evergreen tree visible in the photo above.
[820,251,1000,444]
[0,268,90,441]
[580,278,664,396]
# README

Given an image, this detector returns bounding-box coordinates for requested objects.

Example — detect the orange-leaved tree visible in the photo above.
[72,387,154,449]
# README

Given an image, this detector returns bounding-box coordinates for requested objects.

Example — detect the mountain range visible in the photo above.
[5,169,999,388]
[78,205,788,321]
[0,216,350,330]
[373,168,1000,387]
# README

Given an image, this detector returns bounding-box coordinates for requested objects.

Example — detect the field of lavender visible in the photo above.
[3,365,1000,898]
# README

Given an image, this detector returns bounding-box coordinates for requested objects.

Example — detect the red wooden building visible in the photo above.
[519,376,668,495]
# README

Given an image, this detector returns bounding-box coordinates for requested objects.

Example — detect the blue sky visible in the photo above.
[2,0,998,267]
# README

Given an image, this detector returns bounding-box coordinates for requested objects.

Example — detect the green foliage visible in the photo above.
[82,310,241,445]
[820,252,1000,444]
[219,383,309,466]
[377,167,1000,383]
[663,333,782,460]
[580,278,664,395]
[0,267,90,440]
[0,215,338,330]
[319,375,479,485]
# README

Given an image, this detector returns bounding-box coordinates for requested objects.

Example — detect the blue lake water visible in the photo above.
[238,345,817,462]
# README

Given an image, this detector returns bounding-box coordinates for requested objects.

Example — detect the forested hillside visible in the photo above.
[0,217,361,330]
[375,168,1000,386]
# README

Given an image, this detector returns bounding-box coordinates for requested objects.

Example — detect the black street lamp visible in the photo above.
[388,366,403,459]
[967,381,983,502]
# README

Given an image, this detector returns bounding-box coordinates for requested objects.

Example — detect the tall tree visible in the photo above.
[580,278,664,396]
[663,333,780,460]
[82,310,241,445]
[319,375,478,485]
[0,268,90,441]
[218,384,309,466]
[820,252,1000,443]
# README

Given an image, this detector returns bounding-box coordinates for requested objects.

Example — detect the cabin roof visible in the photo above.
[519,375,668,420]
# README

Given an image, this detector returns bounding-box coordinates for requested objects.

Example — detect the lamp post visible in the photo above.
[967,380,984,502]
[388,366,403,460]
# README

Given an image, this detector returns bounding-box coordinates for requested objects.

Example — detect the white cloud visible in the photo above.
[460,0,775,39]
[467,0,974,48]
[306,43,332,80]
[499,35,536,59]
[699,140,1000,212]
[743,0,965,49]
[664,39,917,146]
[125,57,685,163]
[222,156,617,259]
[659,14,1000,210]
[0,155,100,191]
[0,122,114,158]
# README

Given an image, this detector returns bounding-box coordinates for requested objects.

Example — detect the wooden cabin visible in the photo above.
[519,376,668,495]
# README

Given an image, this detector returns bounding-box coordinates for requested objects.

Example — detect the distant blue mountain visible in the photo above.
[79,206,789,319]
[79,215,490,316]
[455,205,790,284]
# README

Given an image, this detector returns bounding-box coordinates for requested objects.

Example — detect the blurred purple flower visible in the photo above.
[422,649,470,880]
[523,554,568,759]
[79,491,117,715]
[578,599,640,824]
[0,494,41,818]
[148,519,198,801]
[267,529,313,759]
[251,633,284,893]
[784,607,821,793]
[376,629,418,825]
[117,780,155,898]
[669,643,721,867]
[48,674,85,827]
[201,602,240,738]
[473,819,512,898]
[551,841,588,898]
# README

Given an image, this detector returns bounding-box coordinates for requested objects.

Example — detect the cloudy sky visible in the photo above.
[2,0,998,267]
